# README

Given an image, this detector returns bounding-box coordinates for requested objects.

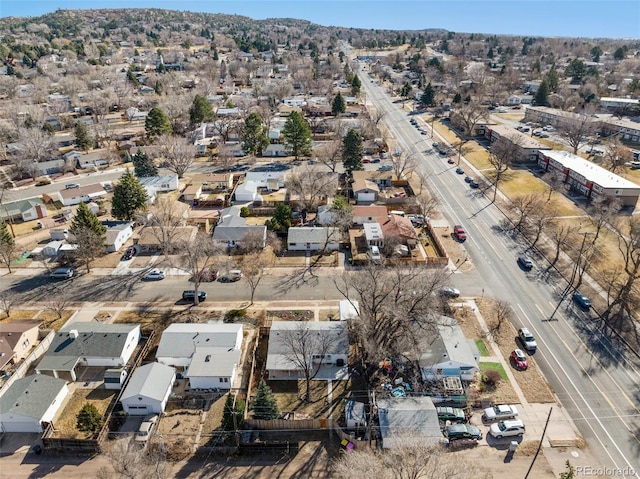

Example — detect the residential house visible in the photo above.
[351,205,388,225]
[0,198,48,222]
[315,205,338,225]
[379,214,418,246]
[283,96,306,108]
[212,206,267,249]
[345,399,367,430]
[0,321,41,370]
[135,225,198,253]
[182,184,203,203]
[234,181,259,202]
[485,124,552,162]
[538,150,640,207]
[363,222,384,248]
[35,323,141,382]
[216,107,242,117]
[102,221,135,253]
[125,107,148,121]
[351,177,380,204]
[156,323,243,390]
[262,144,288,157]
[56,183,106,207]
[76,150,108,169]
[377,397,442,448]
[507,94,533,105]
[266,321,349,380]
[138,175,180,201]
[524,106,599,131]
[0,375,69,432]
[120,362,175,415]
[419,319,480,382]
[286,227,341,251]
[188,172,234,191]
[34,159,67,176]
[245,170,288,190]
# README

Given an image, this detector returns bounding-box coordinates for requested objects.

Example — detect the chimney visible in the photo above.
[68,330,78,339]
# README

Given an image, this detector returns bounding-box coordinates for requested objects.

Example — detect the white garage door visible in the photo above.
[125,405,150,415]
[1,420,41,433]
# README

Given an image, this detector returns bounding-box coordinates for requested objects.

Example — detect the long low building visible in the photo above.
[538,150,640,207]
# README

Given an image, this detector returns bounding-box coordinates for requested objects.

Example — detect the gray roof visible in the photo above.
[287,227,341,244]
[156,323,242,360]
[213,225,266,242]
[418,318,477,369]
[266,321,348,371]
[1,198,44,218]
[0,375,68,421]
[121,362,175,402]
[377,397,441,445]
[186,346,241,378]
[37,323,140,372]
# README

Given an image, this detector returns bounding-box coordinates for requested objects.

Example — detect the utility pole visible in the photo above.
[524,407,553,479]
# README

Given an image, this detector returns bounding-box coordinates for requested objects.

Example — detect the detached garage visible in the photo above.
[120,362,175,415]
[0,375,69,433]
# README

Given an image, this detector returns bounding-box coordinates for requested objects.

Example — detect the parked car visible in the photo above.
[452,225,467,242]
[518,327,538,352]
[378,165,393,171]
[219,269,242,282]
[368,245,382,261]
[510,349,529,370]
[469,180,480,189]
[517,255,533,271]
[65,183,80,189]
[489,420,526,439]
[372,158,381,163]
[49,267,75,279]
[182,290,207,302]
[135,418,157,443]
[142,269,165,281]
[121,247,136,261]
[409,214,426,226]
[195,268,218,282]
[444,423,483,441]
[432,142,439,148]
[572,292,592,310]
[447,158,455,164]
[464,175,473,183]
[455,167,465,175]
[441,287,461,298]
[437,406,466,423]
[482,404,519,422]
[439,148,448,156]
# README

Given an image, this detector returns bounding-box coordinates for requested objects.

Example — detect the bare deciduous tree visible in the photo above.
[316,139,342,173]
[102,438,169,479]
[602,139,633,173]
[156,135,196,178]
[241,252,268,305]
[279,321,339,401]
[284,167,337,212]
[487,135,520,202]
[332,440,493,479]
[0,293,14,318]
[557,108,597,154]
[46,295,70,319]
[178,231,225,306]
[452,102,485,136]
[390,151,418,180]
[144,197,188,256]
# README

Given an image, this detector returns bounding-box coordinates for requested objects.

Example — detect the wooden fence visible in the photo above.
[245,418,332,430]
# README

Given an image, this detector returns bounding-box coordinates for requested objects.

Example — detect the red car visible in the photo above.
[511,349,528,370]
[452,225,467,242]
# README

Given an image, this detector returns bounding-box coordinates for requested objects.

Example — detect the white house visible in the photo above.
[266,321,349,380]
[234,181,259,202]
[363,223,384,248]
[287,227,341,251]
[138,175,180,198]
[36,323,141,382]
[283,96,306,107]
[212,206,267,248]
[120,362,175,415]
[0,199,48,223]
[103,221,135,253]
[156,323,243,369]
[0,375,69,433]
[245,170,288,190]
[419,319,480,382]
[56,183,107,207]
[186,346,241,390]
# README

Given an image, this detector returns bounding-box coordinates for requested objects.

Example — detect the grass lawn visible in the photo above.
[474,339,489,356]
[480,362,509,381]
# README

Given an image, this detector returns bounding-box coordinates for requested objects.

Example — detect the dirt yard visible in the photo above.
[52,388,116,438]
[267,379,350,420]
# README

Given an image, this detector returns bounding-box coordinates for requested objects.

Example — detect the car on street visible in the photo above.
[65,183,80,189]
[362,157,371,163]
[452,225,467,241]
[510,349,529,370]
[437,406,466,424]
[378,165,393,171]
[469,180,479,188]
[517,255,533,271]
[441,287,461,298]
[121,247,136,261]
[464,175,473,183]
[142,269,165,281]
[482,404,519,422]
[572,292,592,310]
[432,142,439,148]
[220,269,243,282]
[518,327,538,352]
[372,158,381,163]
[447,158,455,164]
[455,167,465,174]
[195,268,218,282]
[489,419,526,439]
[182,290,207,302]
[439,149,448,156]
[49,267,75,279]
[444,424,483,441]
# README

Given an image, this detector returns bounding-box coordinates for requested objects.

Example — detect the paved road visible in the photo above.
[359,67,640,477]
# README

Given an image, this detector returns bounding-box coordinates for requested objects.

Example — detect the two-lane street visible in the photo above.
[359,67,640,476]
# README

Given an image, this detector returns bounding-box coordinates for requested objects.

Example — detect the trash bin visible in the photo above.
[509,441,518,452]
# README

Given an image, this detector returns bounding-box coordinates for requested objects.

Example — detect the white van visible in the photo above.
[389,210,406,217]
[369,245,381,261]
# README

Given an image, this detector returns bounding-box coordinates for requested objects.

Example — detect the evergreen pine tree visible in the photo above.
[132,149,158,177]
[534,79,550,106]
[189,94,214,126]
[351,74,361,95]
[221,393,245,431]
[282,111,312,160]
[419,83,435,108]
[77,403,102,432]
[241,112,269,155]
[453,92,462,104]
[332,92,346,115]
[252,380,279,420]
[70,202,107,237]
[342,129,363,173]
[145,106,172,140]
[111,169,148,221]
[74,121,92,151]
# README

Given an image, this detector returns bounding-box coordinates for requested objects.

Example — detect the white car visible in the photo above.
[489,419,526,439]
[482,404,519,422]
[142,269,165,281]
